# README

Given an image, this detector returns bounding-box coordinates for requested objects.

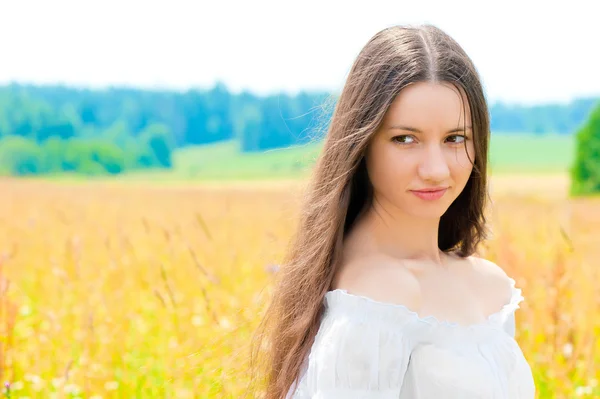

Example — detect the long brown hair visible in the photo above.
[246,23,492,399]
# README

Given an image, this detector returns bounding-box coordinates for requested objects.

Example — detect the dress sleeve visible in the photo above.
[503,311,516,337]
[292,291,417,398]
[501,277,525,338]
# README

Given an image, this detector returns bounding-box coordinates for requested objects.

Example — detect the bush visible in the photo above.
[0,136,43,175]
[570,101,600,196]
[137,123,175,168]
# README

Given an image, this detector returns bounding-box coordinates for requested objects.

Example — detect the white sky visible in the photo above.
[0,0,598,105]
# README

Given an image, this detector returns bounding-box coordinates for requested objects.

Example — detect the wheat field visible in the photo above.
[0,173,598,398]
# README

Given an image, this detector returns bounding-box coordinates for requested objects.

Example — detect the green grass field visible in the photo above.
[173,140,322,180]
[488,133,575,173]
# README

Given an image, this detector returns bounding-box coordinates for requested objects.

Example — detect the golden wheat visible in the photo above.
[0,175,597,398]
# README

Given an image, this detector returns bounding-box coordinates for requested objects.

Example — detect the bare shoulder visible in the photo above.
[467,255,510,280]
[466,255,514,303]
[332,255,422,310]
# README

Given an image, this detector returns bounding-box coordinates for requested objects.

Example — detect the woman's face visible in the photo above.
[365,81,476,219]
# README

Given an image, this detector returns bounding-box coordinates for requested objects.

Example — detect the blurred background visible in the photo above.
[0,0,598,398]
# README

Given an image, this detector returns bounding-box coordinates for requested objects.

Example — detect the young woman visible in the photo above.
[249,24,535,398]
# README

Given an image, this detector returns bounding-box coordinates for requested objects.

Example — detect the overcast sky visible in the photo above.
[0,0,598,105]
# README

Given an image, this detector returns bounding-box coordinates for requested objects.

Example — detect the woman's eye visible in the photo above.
[393,135,415,144]
[447,135,467,144]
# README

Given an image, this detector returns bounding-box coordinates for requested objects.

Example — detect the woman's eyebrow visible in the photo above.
[387,125,473,133]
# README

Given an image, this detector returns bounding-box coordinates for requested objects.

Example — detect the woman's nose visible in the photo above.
[418,144,451,182]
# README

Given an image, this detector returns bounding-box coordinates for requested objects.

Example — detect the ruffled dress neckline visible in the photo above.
[324,277,524,331]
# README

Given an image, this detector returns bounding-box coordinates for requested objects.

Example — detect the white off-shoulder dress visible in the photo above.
[287,278,535,398]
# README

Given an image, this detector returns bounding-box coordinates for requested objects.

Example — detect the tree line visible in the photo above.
[0,82,597,176]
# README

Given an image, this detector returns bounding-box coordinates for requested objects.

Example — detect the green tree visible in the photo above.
[41,136,67,173]
[88,139,127,175]
[0,136,43,175]
[138,123,175,168]
[570,101,600,196]
[62,138,126,175]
